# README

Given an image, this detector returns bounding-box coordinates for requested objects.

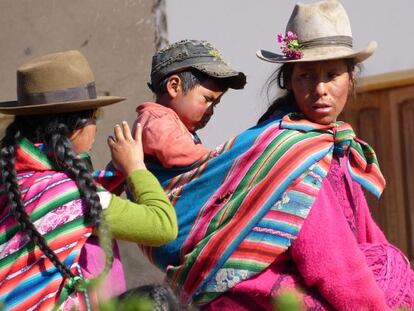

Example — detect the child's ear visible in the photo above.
[166,75,181,98]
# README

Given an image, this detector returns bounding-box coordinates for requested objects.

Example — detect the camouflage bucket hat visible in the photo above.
[149,39,246,90]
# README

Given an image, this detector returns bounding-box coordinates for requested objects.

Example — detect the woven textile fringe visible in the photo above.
[361,243,414,309]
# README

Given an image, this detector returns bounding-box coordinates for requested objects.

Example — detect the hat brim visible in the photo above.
[256,41,377,64]
[0,96,126,115]
[191,63,247,89]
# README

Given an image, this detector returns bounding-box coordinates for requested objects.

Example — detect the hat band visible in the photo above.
[152,55,221,73]
[301,36,353,49]
[17,81,97,106]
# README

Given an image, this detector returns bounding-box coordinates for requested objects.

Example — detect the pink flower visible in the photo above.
[276,32,303,60]
[286,31,298,40]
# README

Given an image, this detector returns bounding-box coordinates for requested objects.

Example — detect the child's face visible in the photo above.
[70,111,98,153]
[171,79,225,132]
[290,59,352,124]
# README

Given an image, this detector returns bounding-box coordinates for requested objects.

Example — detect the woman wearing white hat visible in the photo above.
[112,1,414,309]
[0,50,178,310]
[203,0,414,309]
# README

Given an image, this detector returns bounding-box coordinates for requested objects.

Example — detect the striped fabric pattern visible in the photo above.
[196,155,333,305]
[142,113,385,306]
[0,137,122,310]
[0,172,92,310]
[281,114,385,198]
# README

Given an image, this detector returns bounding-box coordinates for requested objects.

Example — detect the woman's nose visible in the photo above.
[315,81,328,96]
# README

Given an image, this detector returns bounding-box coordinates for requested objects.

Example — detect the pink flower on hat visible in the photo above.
[277,32,303,59]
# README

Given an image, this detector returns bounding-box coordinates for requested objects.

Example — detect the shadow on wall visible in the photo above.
[0,115,13,139]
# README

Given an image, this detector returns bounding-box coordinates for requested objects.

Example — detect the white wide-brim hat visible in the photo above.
[257,0,377,63]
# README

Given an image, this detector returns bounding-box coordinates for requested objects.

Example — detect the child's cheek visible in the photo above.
[194,103,207,120]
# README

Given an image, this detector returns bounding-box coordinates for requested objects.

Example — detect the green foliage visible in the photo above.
[272,290,302,311]
[98,295,154,311]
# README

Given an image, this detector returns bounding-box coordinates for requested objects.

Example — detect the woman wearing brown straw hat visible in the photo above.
[0,50,178,310]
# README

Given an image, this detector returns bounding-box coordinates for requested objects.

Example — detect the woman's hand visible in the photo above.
[107,121,146,175]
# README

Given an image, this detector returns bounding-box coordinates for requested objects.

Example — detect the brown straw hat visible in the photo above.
[256,0,377,63]
[0,50,125,115]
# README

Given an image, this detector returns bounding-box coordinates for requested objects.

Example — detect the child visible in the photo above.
[0,50,178,310]
[134,39,246,168]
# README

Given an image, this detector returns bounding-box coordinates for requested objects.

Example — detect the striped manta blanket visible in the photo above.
[141,113,385,306]
[0,137,123,310]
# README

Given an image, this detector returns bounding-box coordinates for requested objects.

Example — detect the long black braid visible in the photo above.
[0,109,113,284]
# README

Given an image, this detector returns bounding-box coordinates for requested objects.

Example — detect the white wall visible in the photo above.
[166,0,414,147]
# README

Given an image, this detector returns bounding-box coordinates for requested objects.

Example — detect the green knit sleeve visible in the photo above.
[103,169,178,246]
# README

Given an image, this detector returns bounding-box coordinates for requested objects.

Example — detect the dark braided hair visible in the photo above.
[0,109,113,283]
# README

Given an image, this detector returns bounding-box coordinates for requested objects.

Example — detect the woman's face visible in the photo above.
[290,59,353,124]
[70,112,98,154]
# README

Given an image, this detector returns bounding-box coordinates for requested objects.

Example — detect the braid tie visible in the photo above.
[65,276,90,292]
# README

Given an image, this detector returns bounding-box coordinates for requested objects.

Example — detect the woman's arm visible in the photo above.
[102,169,177,246]
[102,121,178,246]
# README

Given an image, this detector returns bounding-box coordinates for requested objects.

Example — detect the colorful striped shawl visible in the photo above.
[0,137,123,310]
[141,113,385,306]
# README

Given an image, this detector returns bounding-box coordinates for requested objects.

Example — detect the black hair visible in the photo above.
[257,59,358,124]
[150,68,230,96]
[0,109,112,282]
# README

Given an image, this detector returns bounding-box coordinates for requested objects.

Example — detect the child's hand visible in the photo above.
[107,121,146,175]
